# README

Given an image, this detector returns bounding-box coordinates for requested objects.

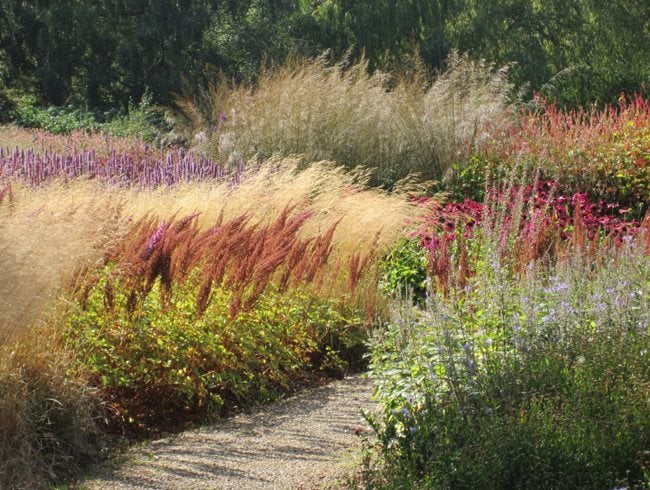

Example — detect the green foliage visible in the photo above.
[205,1,301,83]
[13,102,99,134]
[63,268,366,435]
[590,121,650,214]
[379,237,429,303]
[442,155,505,202]
[450,0,650,107]
[10,93,172,142]
[365,243,650,488]
[298,0,458,71]
[101,94,174,143]
[2,0,649,110]
[0,0,304,110]
[0,0,213,109]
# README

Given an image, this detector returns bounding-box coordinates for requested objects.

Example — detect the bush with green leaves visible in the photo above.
[101,94,175,144]
[459,94,650,217]
[365,241,650,489]
[379,237,429,303]
[13,102,99,134]
[64,271,366,435]
[10,93,172,143]
[61,209,371,435]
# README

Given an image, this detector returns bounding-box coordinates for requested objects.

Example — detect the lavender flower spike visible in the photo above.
[142,223,169,260]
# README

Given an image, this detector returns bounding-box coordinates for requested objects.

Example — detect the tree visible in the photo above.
[449,0,650,106]
[297,0,459,71]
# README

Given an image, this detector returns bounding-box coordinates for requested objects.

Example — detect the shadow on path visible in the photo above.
[83,375,377,490]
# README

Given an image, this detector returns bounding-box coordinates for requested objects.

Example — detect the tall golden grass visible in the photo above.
[0,124,147,156]
[1,157,421,342]
[179,52,514,186]
[0,184,123,342]
[0,331,100,489]
[0,156,422,485]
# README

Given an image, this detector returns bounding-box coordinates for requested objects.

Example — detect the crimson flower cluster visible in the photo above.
[414,180,641,253]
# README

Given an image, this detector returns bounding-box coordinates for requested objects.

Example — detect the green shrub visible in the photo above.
[365,240,650,489]
[101,93,175,144]
[379,237,429,303]
[442,154,509,202]
[12,97,99,134]
[63,270,366,435]
[10,93,172,143]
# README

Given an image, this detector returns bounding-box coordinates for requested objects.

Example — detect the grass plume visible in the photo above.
[180,52,514,187]
[1,157,421,342]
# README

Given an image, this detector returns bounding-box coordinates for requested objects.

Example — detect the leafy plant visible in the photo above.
[477,93,650,216]
[101,93,175,144]
[12,103,99,134]
[63,210,372,434]
[65,273,365,434]
[379,237,429,303]
[365,237,650,489]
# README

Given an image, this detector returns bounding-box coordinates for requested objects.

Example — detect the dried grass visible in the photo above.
[0,322,101,489]
[0,124,146,156]
[0,182,124,342]
[1,157,422,341]
[179,52,514,186]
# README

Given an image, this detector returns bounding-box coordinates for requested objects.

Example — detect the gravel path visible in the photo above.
[81,375,376,489]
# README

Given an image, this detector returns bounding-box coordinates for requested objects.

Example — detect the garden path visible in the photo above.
[82,375,376,489]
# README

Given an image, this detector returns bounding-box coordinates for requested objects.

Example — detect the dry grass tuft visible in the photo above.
[0,182,125,342]
[1,158,421,341]
[0,320,101,489]
[0,124,147,156]
[179,52,514,186]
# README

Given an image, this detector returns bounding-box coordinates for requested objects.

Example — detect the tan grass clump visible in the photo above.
[95,158,422,257]
[0,324,100,488]
[0,158,422,340]
[0,124,148,156]
[179,52,514,186]
[0,182,125,341]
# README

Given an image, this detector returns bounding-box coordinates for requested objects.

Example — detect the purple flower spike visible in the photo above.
[0,144,235,189]
[142,222,168,260]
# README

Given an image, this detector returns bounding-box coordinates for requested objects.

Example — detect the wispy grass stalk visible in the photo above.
[179,52,514,187]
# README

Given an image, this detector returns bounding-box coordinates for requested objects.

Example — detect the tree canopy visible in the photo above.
[0,0,648,109]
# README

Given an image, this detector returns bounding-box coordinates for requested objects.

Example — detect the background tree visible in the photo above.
[450,0,650,105]
[0,0,648,110]
[296,0,459,71]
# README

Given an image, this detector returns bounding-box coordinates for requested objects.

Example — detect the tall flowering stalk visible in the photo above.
[412,180,648,295]
[96,208,369,319]
[0,146,243,188]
